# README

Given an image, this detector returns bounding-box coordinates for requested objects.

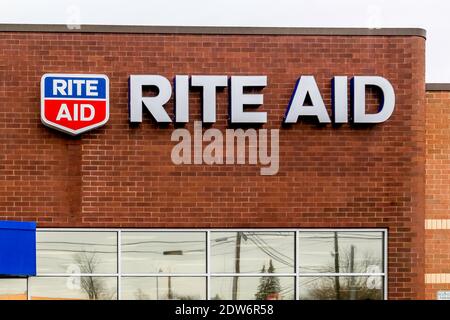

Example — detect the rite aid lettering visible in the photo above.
[128,75,395,125]
[41,74,109,135]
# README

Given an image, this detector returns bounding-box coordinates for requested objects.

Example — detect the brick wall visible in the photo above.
[425,90,450,299]
[0,31,425,299]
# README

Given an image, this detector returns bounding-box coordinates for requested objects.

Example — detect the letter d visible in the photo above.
[352,76,395,123]
[81,104,95,121]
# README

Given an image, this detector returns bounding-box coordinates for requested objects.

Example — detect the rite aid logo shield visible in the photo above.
[41,74,109,135]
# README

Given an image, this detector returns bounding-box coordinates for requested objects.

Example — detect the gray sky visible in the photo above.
[0,0,448,83]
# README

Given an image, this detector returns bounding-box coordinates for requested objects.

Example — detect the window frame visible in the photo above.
[27,228,388,300]
[296,229,387,300]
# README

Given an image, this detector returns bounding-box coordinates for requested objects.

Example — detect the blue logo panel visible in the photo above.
[44,76,107,99]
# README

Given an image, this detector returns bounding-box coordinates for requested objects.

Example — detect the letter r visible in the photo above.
[129,75,172,123]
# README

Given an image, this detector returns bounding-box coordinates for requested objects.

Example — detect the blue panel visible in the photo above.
[0,221,36,276]
[44,76,107,99]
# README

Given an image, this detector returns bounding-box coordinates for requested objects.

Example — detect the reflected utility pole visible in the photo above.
[168,276,173,300]
[156,268,162,300]
[162,250,183,300]
[334,232,341,300]
[232,232,242,300]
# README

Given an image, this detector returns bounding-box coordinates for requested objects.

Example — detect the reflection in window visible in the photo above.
[24,229,386,300]
[36,232,117,274]
[298,232,384,274]
[298,276,383,300]
[211,232,295,274]
[29,277,117,300]
[0,278,27,300]
[121,277,206,300]
[211,277,295,300]
[121,232,206,274]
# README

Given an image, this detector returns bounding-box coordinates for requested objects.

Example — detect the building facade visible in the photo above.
[0,24,444,300]
[425,85,450,300]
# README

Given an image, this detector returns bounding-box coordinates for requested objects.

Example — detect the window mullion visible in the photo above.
[27,277,31,300]
[117,230,122,300]
[295,230,299,300]
[206,230,211,300]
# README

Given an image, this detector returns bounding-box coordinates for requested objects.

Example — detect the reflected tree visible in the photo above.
[307,248,382,300]
[255,259,281,300]
[307,277,382,300]
[134,288,150,300]
[74,252,113,300]
[174,294,199,300]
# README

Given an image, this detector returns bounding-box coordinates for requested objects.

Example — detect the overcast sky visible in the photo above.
[0,0,448,83]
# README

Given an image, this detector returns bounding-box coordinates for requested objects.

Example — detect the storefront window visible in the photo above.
[0,278,27,300]
[211,277,295,300]
[29,277,117,300]
[298,276,384,300]
[121,277,206,300]
[36,231,117,274]
[211,232,295,274]
[25,229,386,300]
[121,232,206,274]
[298,231,384,274]
[297,231,385,300]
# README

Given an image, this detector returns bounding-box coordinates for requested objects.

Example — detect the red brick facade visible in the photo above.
[425,90,450,299]
[0,29,426,299]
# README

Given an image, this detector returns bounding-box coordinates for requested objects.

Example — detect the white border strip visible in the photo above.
[425,219,450,230]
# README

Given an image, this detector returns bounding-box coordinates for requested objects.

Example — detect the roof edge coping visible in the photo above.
[0,24,427,38]
[426,83,450,91]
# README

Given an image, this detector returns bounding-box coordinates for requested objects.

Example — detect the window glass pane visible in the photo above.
[121,232,206,274]
[37,231,117,274]
[121,277,206,300]
[29,277,117,300]
[299,276,383,300]
[211,277,295,300]
[211,232,295,274]
[0,278,27,300]
[298,232,384,274]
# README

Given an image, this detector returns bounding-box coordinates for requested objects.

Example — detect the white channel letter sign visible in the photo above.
[129,75,395,124]
[130,75,268,124]
[283,76,395,124]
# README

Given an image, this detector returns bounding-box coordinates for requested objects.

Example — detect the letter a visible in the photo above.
[283,76,331,123]
[56,103,72,121]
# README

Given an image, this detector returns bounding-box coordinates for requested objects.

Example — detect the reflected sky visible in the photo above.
[121,232,206,274]
[211,232,295,274]
[36,231,117,274]
[0,278,27,296]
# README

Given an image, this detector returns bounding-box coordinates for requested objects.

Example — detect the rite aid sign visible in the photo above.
[40,73,395,135]
[41,74,109,135]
